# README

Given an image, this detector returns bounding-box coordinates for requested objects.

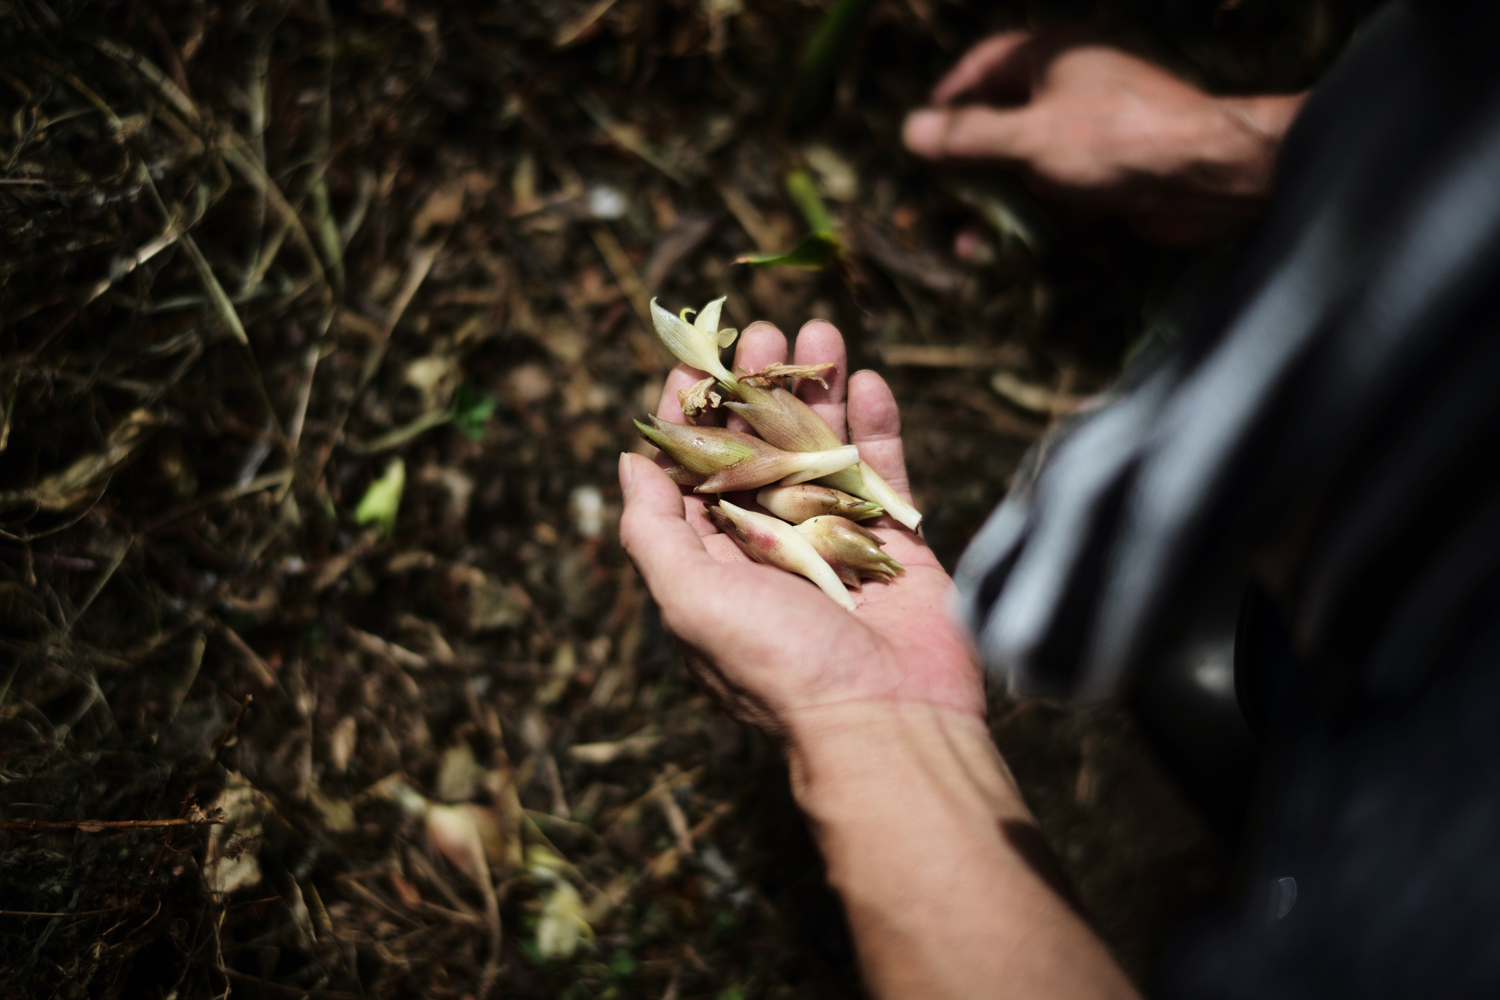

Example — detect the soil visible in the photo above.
[0,1,1366,997]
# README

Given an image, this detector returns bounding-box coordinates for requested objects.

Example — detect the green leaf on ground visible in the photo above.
[734,231,841,270]
[354,458,405,538]
[451,383,496,441]
[785,168,834,235]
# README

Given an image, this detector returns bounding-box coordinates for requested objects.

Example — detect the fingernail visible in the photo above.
[617,451,634,492]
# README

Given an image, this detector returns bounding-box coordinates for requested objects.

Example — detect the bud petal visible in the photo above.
[756,483,883,523]
[708,500,856,610]
[651,298,736,383]
[795,515,905,587]
[693,296,739,349]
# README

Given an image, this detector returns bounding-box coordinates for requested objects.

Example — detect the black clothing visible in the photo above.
[953,1,1500,994]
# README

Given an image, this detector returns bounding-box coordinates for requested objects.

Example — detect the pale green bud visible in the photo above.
[820,461,924,532]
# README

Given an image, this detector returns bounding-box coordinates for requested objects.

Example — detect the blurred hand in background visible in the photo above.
[903,31,1307,245]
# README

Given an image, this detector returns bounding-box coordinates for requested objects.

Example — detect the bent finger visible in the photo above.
[932,31,1035,105]
[792,319,849,444]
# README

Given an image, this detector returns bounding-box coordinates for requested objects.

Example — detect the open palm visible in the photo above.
[618,319,984,738]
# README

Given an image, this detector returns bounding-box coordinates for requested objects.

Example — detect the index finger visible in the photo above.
[932,31,1035,105]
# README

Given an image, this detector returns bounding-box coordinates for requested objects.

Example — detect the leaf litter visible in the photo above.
[0,0,1363,997]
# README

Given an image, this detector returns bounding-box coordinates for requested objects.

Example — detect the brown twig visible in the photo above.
[0,818,222,832]
[0,906,127,917]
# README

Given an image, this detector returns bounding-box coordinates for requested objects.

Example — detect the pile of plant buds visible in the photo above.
[636,298,920,610]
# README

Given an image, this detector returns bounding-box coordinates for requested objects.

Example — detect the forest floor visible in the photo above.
[0,1,1352,997]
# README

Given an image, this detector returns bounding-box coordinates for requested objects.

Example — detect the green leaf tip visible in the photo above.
[734,232,841,270]
[354,457,406,538]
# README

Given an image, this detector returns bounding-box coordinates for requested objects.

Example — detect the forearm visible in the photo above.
[787,701,1140,1000]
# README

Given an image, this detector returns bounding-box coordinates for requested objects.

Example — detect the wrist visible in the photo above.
[1212,91,1309,197]
[785,699,1027,830]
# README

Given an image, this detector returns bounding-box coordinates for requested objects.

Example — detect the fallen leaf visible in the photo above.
[466,574,531,633]
[4,409,162,511]
[204,772,270,894]
[437,743,484,802]
[411,180,466,242]
[329,716,358,774]
[569,729,662,765]
[354,458,405,538]
[536,880,593,959]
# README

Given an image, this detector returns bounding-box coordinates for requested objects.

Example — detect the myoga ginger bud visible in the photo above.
[822,461,925,533]
[794,515,904,588]
[722,381,924,531]
[634,416,858,493]
[708,500,856,610]
[650,295,925,529]
[722,379,842,452]
[756,483,883,523]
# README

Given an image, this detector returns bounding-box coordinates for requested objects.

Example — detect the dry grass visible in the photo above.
[0,1,1358,996]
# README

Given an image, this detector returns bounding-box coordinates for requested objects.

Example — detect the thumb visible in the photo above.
[902,105,1039,164]
[618,451,719,604]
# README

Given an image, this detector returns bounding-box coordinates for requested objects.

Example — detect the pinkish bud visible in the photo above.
[722,380,842,453]
[707,500,856,610]
[720,382,924,531]
[794,515,904,588]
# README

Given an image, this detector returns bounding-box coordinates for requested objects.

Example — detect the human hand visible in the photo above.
[621,320,1141,1000]
[902,31,1306,245]
[617,319,984,750]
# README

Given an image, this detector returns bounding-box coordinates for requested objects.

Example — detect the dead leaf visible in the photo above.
[204,772,270,895]
[411,180,466,242]
[569,728,662,765]
[390,872,423,908]
[3,409,162,512]
[464,572,532,633]
[329,715,358,773]
[536,880,592,958]
[505,363,553,404]
[991,371,1087,417]
[437,743,484,802]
